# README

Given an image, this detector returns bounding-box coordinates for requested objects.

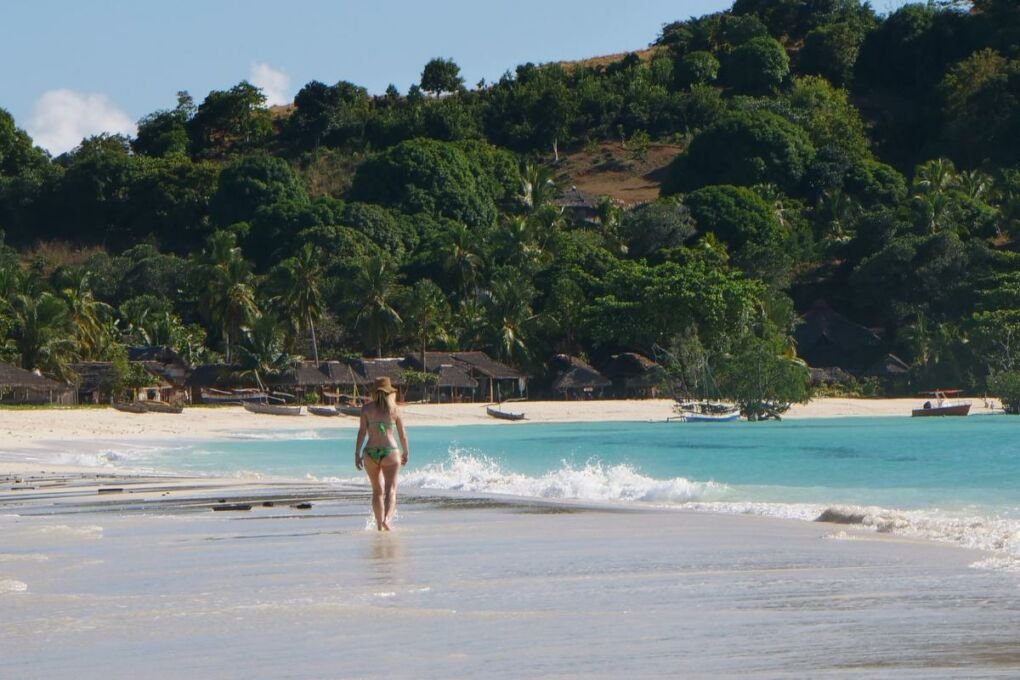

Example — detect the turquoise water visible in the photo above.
[99,416,1020,560]
[123,416,1020,514]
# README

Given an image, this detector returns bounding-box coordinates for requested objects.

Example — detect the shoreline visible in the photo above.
[0,397,1005,458]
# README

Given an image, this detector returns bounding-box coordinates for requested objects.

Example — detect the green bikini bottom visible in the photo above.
[363,447,399,464]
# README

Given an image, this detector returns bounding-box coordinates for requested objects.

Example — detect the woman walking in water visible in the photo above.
[355,377,410,531]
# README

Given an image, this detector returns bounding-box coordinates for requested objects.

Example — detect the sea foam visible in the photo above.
[399,449,728,504]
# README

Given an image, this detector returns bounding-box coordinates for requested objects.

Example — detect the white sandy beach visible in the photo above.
[0,397,1003,461]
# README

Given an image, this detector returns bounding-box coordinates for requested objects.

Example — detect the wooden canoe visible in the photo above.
[486,405,526,421]
[243,402,304,416]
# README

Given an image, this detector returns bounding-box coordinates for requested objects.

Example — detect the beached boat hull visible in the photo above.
[200,390,268,404]
[676,412,741,423]
[911,404,971,417]
[308,406,340,417]
[243,402,304,416]
[139,401,183,414]
[486,406,526,421]
[112,402,147,414]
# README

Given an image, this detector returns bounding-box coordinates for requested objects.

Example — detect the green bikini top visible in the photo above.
[371,420,395,434]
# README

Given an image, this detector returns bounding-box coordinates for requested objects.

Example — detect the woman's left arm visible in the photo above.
[396,414,410,466]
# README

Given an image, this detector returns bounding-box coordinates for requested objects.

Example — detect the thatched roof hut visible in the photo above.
[862,353,910,379]
[404,351,526,401]
[602,352,665,397]
[0,362,73,404]
[795,300,884,371]
[69,361,171,403]
[550,354,611,399]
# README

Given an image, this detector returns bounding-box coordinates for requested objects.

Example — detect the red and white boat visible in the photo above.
[911,390,971,417]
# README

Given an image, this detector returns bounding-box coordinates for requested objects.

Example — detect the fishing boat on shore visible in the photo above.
[200,388,268,404]
[139,401,184,414]
[668,400,741,423]
[308,405,341,417]
[243,402,304,416]
[911,389,971,417]
[486,405,526,421]
[112,402,147,414]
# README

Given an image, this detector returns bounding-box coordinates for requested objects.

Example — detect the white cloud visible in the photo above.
[27,89,136,156]
[250,62,291,107]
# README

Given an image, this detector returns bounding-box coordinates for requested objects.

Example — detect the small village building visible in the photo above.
[430,363,478,403]
[602,352,665,398]
[0,362,74,405]
[186,364,260,403]
[795,300,884,373]
[267,361,339,401]
[550,354,612,400]
[348,358,408,400]
[128,346,192,403]
[69,362,172,404]
[554,186,603,226]
[403,351,526,402]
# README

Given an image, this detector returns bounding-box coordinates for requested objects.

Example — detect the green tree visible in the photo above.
[675,51,720,89]
[401,279,452,394]
[287,80,371,149]
[188,81,273,158]
[421,58,464,95]
[686,185,793,284]
[4,289,76,377]
[61,275,116,360]
[720,36,790,95]
[210,154,308,228]
[716,329,811,420]
[349,138,499,228]
[236,312,298,391]
[196,231,259,363]
[132,92,194,157]
[663,110,814,195]
[350,256,403,358]
[273,243,324,365]
[988,370,1020,414]
[620,198,696,261]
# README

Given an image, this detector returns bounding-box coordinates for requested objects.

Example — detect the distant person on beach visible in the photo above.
[355,377,410,531]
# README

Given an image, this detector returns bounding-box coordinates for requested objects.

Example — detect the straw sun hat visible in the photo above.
[373,377,397,394]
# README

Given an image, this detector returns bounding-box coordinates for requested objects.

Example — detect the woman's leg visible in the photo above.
[364,456,385,530]
[380,457,401,530]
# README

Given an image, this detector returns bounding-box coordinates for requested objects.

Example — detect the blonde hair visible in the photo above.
[374,390,397,416]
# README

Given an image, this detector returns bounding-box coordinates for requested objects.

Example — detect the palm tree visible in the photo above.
[913,158,958,196]
[351,256,403,358]
[236,312,298,391]
[198,232,259,363]
[276,243,324,365]
[484,270,537,363]
[818,188,860,242]
[519,163,559,212]
[4,290,77,378]
[402,280,452,397]
[956,169,994,201]
[62,275,115,360]
[441,223,484,300]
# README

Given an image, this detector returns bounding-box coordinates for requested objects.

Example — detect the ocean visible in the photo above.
[84,415,1020,568]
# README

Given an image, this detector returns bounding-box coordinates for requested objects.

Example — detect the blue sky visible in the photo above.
[2,0,916,154]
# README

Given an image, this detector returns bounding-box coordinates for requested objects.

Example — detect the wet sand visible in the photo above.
[2,472,1020,678]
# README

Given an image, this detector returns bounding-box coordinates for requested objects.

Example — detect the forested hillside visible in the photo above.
[2,0,1019,401]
